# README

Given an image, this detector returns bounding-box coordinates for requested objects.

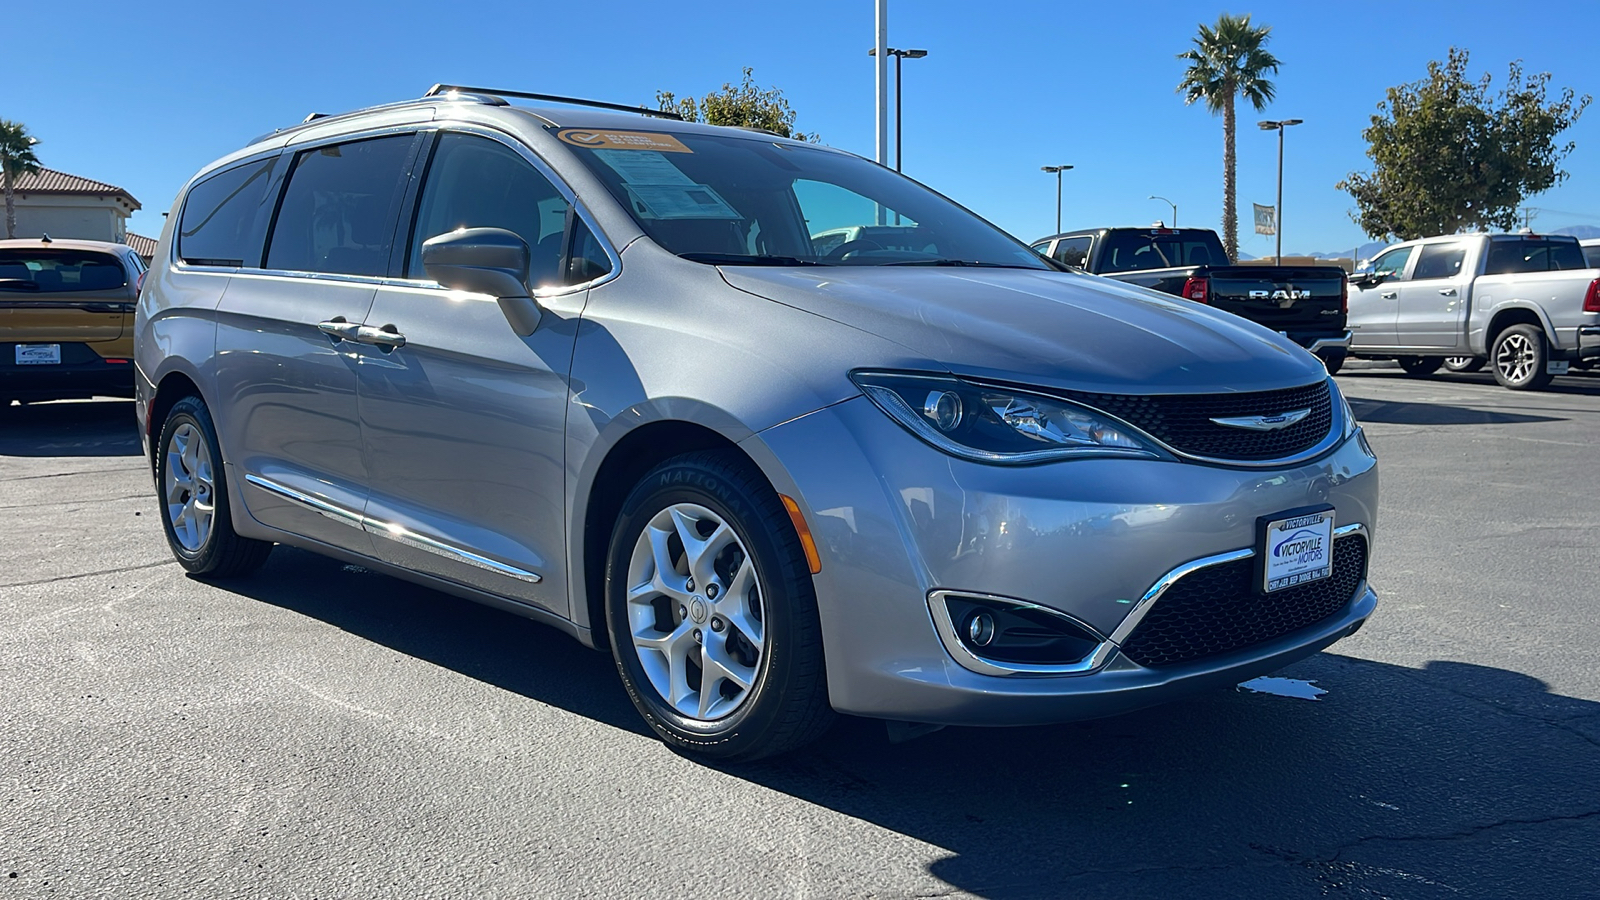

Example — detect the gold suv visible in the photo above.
[1,237,144,405]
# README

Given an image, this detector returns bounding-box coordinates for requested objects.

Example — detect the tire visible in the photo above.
[1317,350,1347,375]
[604,450,834,761]
[1443,356,1485,373]
[1490,324,1554,391]
[1397,356,1444,377]
[155,396,273,577]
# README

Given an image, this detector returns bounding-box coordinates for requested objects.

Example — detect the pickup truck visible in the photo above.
[1346,233,1600,390]
[1031,227,1351,371]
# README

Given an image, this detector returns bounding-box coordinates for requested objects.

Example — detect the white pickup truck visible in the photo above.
[1347,233,1600,390]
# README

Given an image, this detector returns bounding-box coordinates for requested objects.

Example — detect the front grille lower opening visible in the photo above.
[943,595,1101,666]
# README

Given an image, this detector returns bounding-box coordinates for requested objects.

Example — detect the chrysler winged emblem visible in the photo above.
[1210,408,1311,431]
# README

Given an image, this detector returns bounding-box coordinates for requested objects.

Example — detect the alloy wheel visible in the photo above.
[1495,334,1536,384]
[164,422,215,552]
[625,503,766,721]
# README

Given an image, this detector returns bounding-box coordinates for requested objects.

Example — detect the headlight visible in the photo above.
[851,371,1165,464]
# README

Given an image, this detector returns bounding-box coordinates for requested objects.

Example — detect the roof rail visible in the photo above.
[423,84,683,120]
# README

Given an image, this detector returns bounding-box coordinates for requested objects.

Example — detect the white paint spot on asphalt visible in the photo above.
[1237,676,1327,701]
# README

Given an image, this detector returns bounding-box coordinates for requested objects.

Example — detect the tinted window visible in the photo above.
[1483,238,1587,275]
[1370,246,1414,281]
[178,157,278,267]
[266,136,413,277]
[0,249,126,293]
[1585,245,1600,269]
[567,217,612,284]
[1099,231,1226,271]
[407,134,570,289]
[1411,243,1466,280]
[1052,236,1091,268]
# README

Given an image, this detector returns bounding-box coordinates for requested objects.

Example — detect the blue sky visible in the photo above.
[10,0,1600,256]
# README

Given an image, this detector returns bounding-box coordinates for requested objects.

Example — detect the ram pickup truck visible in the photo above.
[1346,233,1600,390]
[1032,227,1351,371]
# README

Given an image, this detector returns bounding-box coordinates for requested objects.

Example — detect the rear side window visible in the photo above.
[1051,236,1091,268]
[266,135,414,277]
[1585,244,1600,269]
[1411,243,1466,280]
[406,133,570,288]
[0,249,126,293]
[1483,238,1587,275]
[178,158,279,267]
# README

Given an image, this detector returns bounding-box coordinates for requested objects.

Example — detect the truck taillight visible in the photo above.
[1585,277,1600,313]
[136,271,146,295]
[1181,276,1208,303]
[1341,277,1349,315]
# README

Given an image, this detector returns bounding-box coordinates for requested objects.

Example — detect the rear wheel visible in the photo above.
[1397,356,1444,378]
[156,396,274,577]
[1317,350,1346,375]
[1491,324,1554,391]
[604,451,834,761]
[1443,356,1485,373]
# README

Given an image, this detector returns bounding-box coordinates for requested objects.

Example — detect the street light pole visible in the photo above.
[1258,118,1303,265]
[1149,195,1177,227]
[869,47,928,172]
[1041,165,1073,233]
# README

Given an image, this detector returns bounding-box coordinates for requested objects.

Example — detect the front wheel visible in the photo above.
[1443,356,1485,373]
[1491,324,1554,391]
[155,396,274,577]
[604,451,834,761]
[1397,356,1444,378]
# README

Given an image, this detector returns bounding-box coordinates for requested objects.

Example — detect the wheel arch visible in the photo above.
[146,367,208,472]
[1486,304,1556,351]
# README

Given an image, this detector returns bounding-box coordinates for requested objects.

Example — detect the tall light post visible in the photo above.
[1258,118,1303,265]
[1149,195,1177,227]
[868,47,928,172]
[1041,165,1073,234]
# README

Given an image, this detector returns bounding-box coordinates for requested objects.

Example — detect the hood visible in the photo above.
[719,266,1328,394]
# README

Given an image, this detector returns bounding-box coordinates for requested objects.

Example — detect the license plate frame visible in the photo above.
[1256,505,1335,594]
[15,343,62,365]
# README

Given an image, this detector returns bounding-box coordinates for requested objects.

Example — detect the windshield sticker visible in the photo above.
[594,150,696,186]
[557,129,691,153]
[623,183,741,220]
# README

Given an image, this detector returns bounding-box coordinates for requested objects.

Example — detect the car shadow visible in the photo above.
[1342,365,1600,398]
[1345,397,1562,425]
[223,547,1600,898]
[0,399,141,457]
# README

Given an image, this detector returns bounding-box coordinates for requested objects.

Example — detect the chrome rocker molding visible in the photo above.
[1306,331,1353,354]
[243,473,542,583]
[930,522,1370,678]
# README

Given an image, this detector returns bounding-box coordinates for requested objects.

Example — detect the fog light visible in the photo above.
[965,611,996,646]
[922,390,963,432]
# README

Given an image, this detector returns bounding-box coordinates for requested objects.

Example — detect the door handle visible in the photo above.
[354,323,407,351]
[1380,291,1398,299]
[316,317,360,341]
[1438,288,1458,296]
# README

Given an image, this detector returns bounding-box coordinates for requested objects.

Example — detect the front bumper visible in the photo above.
[750,394,1379,726]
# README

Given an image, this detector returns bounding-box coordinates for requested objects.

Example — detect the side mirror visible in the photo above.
[421,227,542,336]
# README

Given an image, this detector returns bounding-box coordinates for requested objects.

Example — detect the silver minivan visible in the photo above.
[136,86,1379,760]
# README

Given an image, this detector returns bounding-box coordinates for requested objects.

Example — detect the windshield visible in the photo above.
[558,129,1049,269]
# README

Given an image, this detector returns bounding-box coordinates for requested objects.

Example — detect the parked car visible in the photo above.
[1346,233,1600,390]
[1,237,145,406]
[1031,227,1352,372]
[1582,237,1600,269]
[136,85,1379,760]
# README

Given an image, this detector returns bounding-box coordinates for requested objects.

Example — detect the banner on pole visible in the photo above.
[1253,203,1277,235]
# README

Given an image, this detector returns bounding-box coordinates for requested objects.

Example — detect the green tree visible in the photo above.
[1176,13,1281,261]
[0,120,43,239]
[1338,48,1589,241]
[657,68,816,142]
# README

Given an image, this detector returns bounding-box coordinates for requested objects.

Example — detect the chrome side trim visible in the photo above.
[927,589,1116,678]
[244,473,364,527]
[242,473,541,584]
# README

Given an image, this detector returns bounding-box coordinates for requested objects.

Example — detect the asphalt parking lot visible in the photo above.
[3,365,1598,899]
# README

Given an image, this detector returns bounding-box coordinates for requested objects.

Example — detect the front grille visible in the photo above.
[1119,534,1367,668]
[1057,380,1333,462]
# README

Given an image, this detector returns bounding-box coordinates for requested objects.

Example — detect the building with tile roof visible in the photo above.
[5,167,141,243]
[123,231,158,263]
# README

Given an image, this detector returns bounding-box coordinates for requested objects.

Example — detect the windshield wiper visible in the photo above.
[880,258,1041,269]
[678,252,830,267]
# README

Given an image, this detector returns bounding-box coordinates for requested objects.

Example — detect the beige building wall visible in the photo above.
[9,195,129,243]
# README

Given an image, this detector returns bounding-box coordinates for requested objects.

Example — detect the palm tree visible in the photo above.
[1177,14,1280,261]
[0,120,43,239]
